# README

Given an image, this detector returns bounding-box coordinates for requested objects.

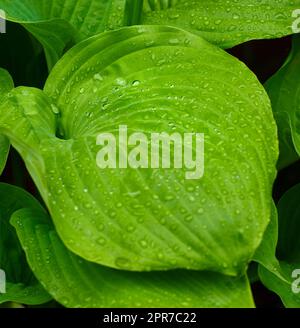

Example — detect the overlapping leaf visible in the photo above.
[11,207,255,308]
[0,69,13,175]
[0,26,278,274]
[0,183,51,305]
[254,187,300,307]
[265,36,300,169]
[139,0,300,48]
[0,0,127,69]
[0,136,9,176]
[2,0,299,71]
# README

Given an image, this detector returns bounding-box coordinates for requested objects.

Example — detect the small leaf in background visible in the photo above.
[254,185,300,307]
[0,183,51,305]
[0,0,127,70]
[0,68,13,176]
[0,26,278,275]
[0,137,9,176]
[140,0,300,49]
[11,207,254,308]
[265,35,300,169]
[0,68,13,94]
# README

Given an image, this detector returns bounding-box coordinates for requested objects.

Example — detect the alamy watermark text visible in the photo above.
[96,125,204,180]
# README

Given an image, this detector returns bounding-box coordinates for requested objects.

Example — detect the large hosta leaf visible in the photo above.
[139,0,300,49]
[254,186,300,307]
[0,68,13,175]
[11,207,254,308]
[265,36,300,169]
[0,183,51,305]
[0,26,278,274]
[0,0,127,69]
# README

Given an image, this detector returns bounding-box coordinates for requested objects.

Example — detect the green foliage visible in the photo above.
[1,0,298,69]
[0,183,51,305]
[0,0,127,69]
[11,207,254,307]
[141,0,299,48]
[265,35,300,169]
[0,26,278,275]
[0,69,13,175]
[0,0,299,308]
[254,186,300,307]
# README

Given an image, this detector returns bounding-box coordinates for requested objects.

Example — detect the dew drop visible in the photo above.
[169,38,180,45]
[140,240,147,248]
[168,13,179,20]
[51,104,60,114]
[21,89,29,96]
[132,80,141,87]
[94,73,103,81]
[127,225,135,232]
[115,257,130,268]
[184,215,193,222]
[97,238,106,245]
[115,77,126,86]
[157,253,164,260]
[165,195,174,201]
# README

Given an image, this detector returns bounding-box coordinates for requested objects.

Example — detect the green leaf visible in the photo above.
[253,203,285,280]
[11,207,254,308]
[139,0,300,49]
[259,262,300,307]
[0,136,9,176]
[0,183,51,305]
[254,186,300,307]
[124,0,143,25]
[0,0,127,69]
[0,68,13,175]
[0,68,14,95]
[0,26,278,274]
[265,35,300,169]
